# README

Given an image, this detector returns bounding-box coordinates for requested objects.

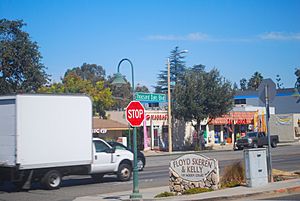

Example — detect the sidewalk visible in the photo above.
[142,143,234,157]
[74,178,300,201]
[143,140,300,157]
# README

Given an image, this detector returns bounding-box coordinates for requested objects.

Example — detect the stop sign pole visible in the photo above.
[112,58,143,200]
[126,101,144,200]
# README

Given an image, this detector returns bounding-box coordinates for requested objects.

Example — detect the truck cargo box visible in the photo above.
[0,94,92,170]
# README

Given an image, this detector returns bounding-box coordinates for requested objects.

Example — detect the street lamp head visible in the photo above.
[111,72,127,87]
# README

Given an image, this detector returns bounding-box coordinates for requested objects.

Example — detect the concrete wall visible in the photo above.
[269,114,300,142]
[106,111,127,124]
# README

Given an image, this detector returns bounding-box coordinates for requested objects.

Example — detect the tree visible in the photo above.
[239,78,247,91]
[135,84,149,93]
[39,73,113,117]
[155,46,187,93]
[64,63,105,85]
[106,75,131,110]
[0,19,49,94]
[295,68,300,90]
[276,74,284,89]
[247,72,263,90]
[173,67,234,149]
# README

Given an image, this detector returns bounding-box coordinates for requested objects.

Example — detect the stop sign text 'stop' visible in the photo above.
[125,101,145,127]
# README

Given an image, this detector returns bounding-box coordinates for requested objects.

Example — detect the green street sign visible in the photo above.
[135,92,166,102]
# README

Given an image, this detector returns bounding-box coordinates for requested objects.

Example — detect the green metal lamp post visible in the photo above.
[111,58,142,200]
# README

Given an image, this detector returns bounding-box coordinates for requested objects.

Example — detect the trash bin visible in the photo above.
[244,148,268,187]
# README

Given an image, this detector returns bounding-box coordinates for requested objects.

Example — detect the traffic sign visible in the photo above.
[126,101,145,127]
[258,79,276,103]
[135,92,166,103]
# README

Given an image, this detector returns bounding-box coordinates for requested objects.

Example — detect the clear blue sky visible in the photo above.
[1,0,300,91]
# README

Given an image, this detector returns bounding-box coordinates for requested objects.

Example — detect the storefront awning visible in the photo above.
[209,111,255,125]
[93,117,132,132]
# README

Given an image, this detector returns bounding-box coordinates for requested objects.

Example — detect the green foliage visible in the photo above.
[220,161,245,188]
[233,82,239,91]
[295,68,300,90]
[38,73,113,117]
[64,63,106,85]
[0,19,49,94]
[239,72,265,91]
[182,187,213,195]
[135,84,149,93]
[155,46,187,93]
[276,74,284,89]
[221,180,241,188]
[106,75,131,110]
[154,191,175,198]
[247,72,263,90]
[239,78,247,91]
[173,66,234,134]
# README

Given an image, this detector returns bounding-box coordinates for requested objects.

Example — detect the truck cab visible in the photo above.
[235,131,279,150]
[91,138,133,182]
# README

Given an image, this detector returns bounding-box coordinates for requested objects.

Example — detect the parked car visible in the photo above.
[107,141,146,171]
[235,131,279,150]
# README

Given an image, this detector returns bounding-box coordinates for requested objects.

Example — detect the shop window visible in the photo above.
[214,125,221,144]
[234,99,246,105]
[148,102,159,107]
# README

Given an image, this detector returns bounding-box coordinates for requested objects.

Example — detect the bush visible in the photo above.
[154,191,175,198]
[221,161,245,188]
[182,187,213,195]
[221,180,241,188]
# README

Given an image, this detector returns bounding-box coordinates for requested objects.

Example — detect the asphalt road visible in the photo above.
[0,144,299,201]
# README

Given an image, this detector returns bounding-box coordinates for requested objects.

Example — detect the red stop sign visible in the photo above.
[126,101,145,127]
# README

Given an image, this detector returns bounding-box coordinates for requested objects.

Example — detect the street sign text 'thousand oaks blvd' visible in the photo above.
[135,92,166,102]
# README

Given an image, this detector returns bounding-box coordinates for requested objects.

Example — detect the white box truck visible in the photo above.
[0,94,133,190]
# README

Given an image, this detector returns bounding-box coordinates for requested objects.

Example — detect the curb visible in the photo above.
[144,148,233,158]
[274,185,300,194]
[155,185,300,201]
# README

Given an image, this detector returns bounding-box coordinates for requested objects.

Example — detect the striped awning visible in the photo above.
[209,111,256,125]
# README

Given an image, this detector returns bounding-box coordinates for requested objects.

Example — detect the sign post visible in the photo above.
[125,101,145,200]
[258,79,276,183]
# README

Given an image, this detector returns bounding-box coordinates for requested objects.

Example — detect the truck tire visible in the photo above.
[271,141,277,148]
[91,173,104,182]
[137,157,145,171]
[253,142,258,148]
[117,163,132,182]
[41,170,62,190]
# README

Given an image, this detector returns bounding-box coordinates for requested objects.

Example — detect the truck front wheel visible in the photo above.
[117,163,132,182]
[271,141,277,148]
[41,170,62,190]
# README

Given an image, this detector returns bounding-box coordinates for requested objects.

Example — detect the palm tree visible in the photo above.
[247,72,263,90]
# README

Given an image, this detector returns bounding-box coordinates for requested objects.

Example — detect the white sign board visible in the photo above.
[170,154,218,182]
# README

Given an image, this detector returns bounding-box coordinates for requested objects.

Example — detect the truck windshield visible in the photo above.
[246,132,257,138]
